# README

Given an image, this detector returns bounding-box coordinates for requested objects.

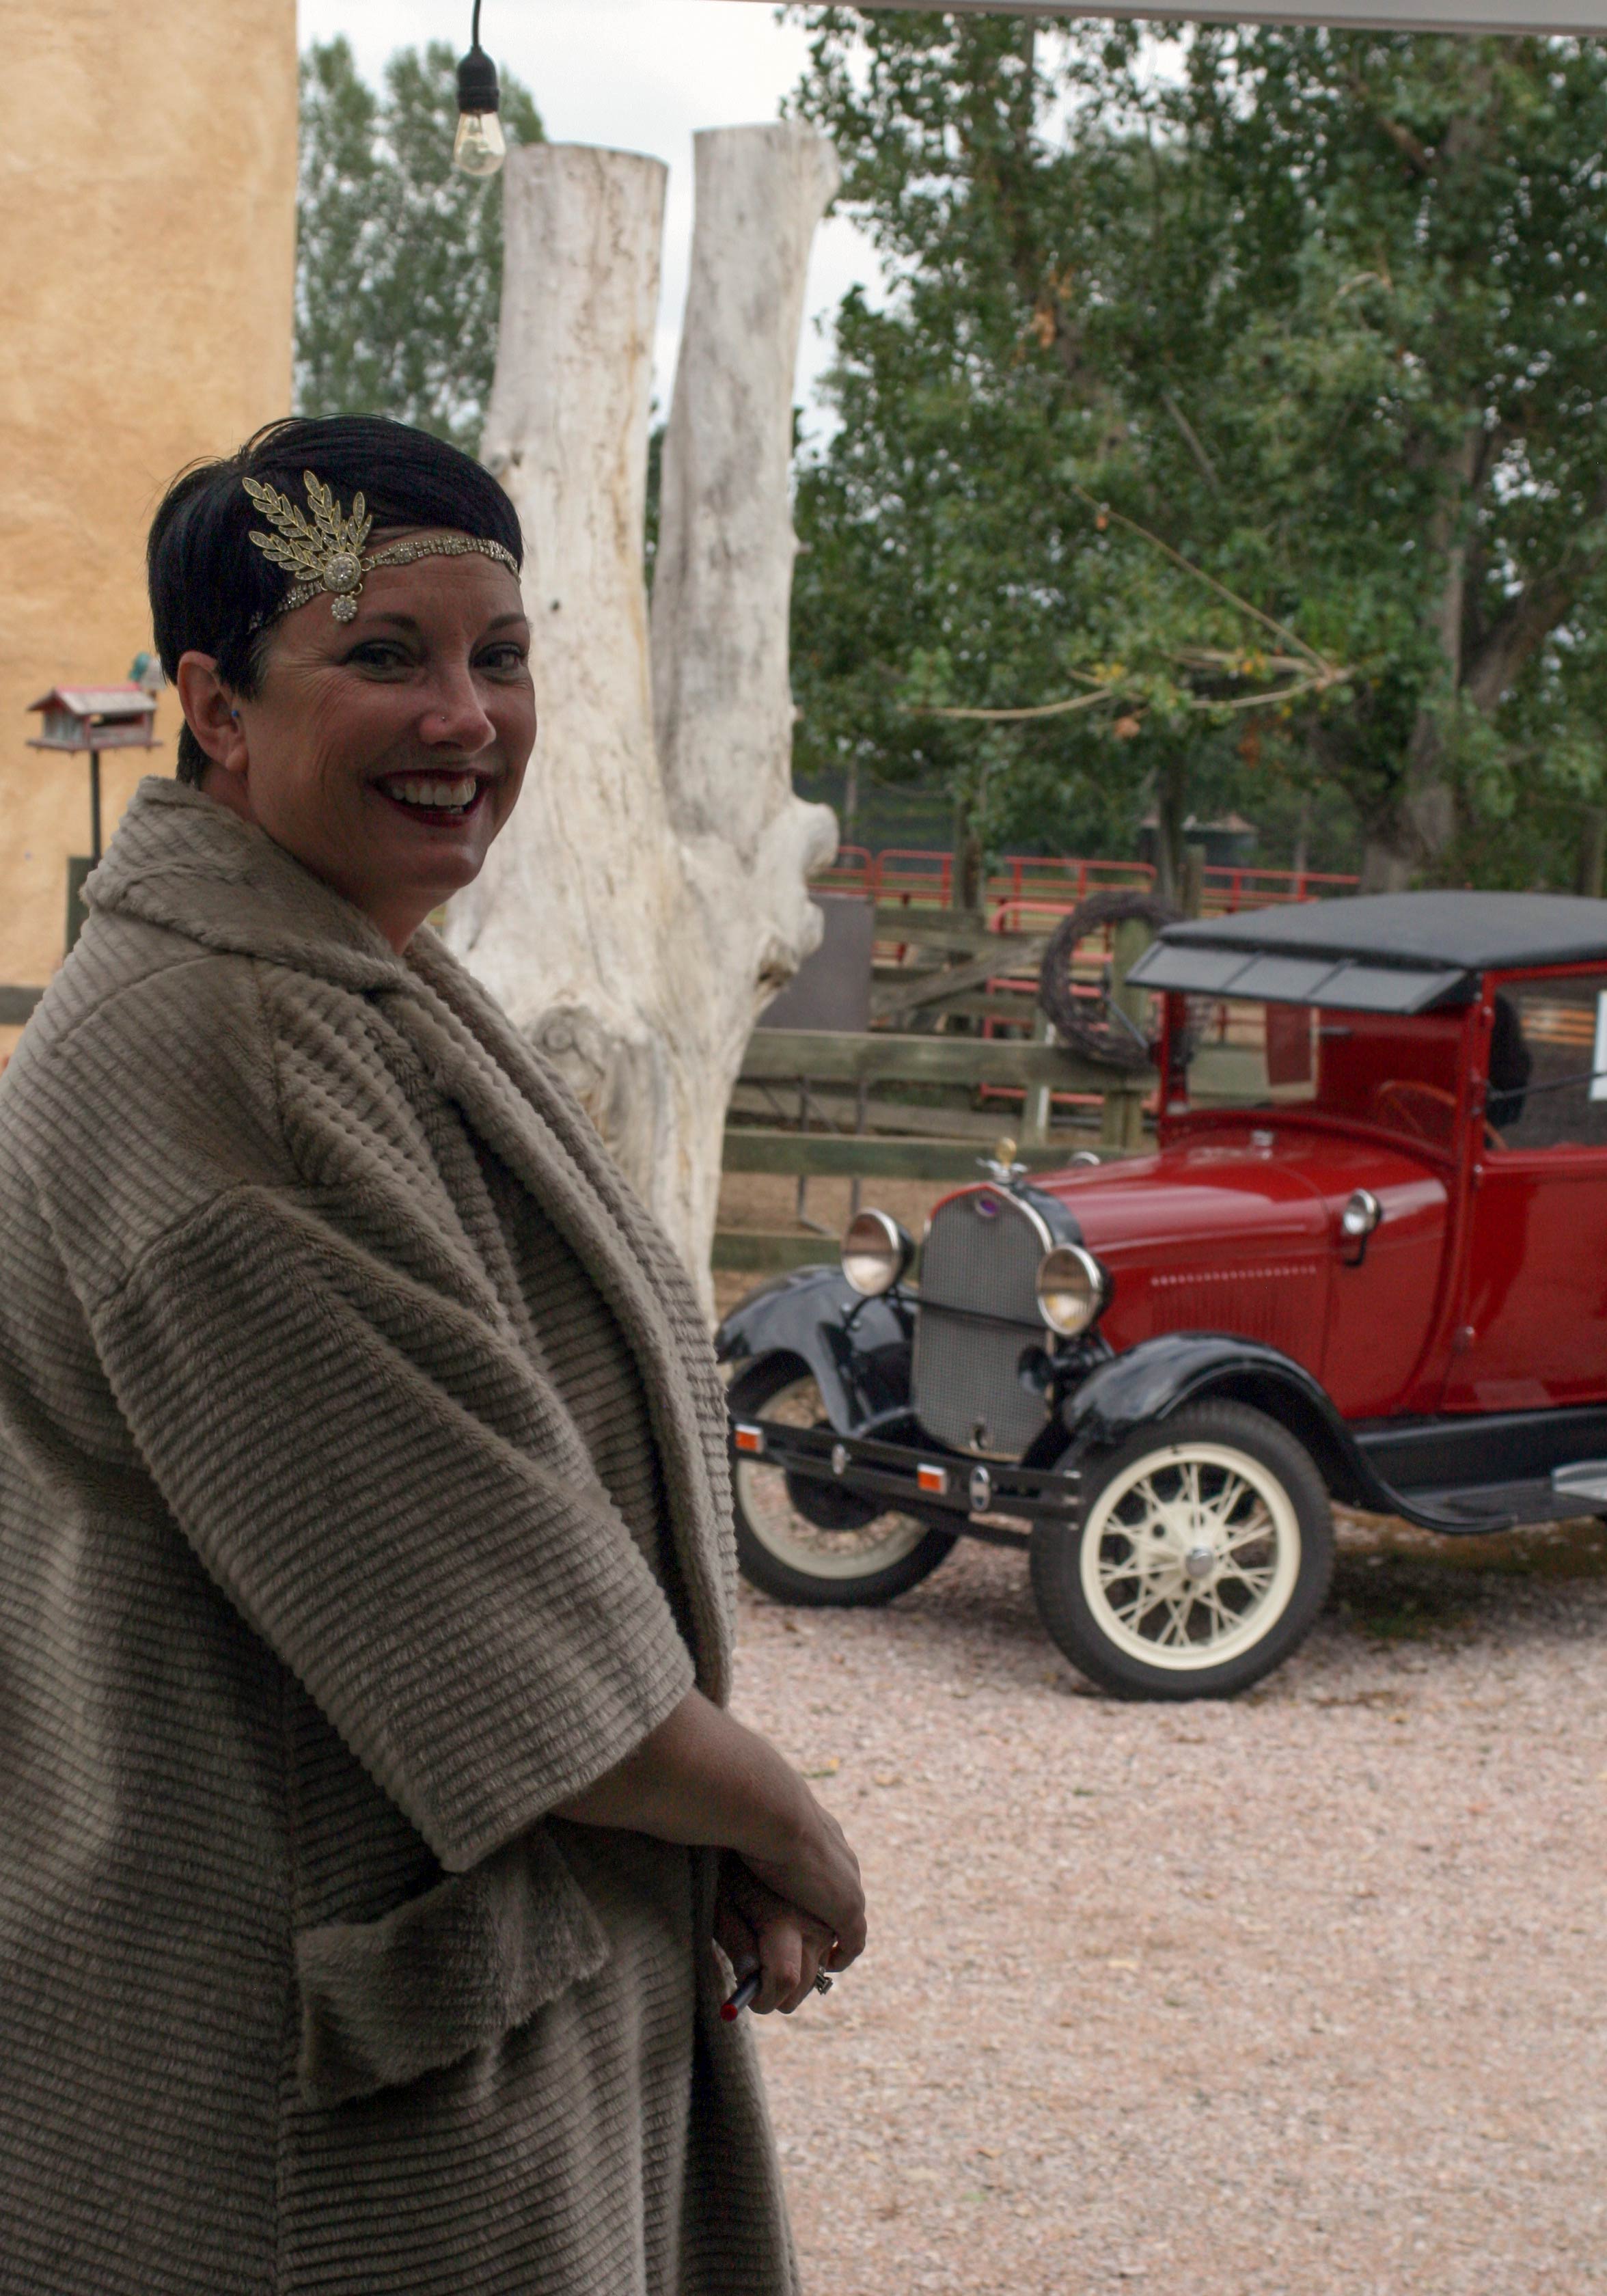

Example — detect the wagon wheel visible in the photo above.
[1037,889,1181,1074]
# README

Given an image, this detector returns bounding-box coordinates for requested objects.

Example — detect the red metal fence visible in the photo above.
[813,846,1357,918]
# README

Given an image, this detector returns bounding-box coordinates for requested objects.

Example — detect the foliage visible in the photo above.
[297,40,542,456]
[788,11,1607,887]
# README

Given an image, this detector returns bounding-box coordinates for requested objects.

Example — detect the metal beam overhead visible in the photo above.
[735,0,1607,39]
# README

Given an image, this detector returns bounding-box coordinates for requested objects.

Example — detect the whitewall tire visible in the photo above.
[728,1359,957,1607]
[1030,1400,1334,1699]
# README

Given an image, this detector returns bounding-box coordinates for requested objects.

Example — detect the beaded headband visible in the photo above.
[243,469,519,631]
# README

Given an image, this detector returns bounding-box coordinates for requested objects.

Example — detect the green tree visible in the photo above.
[297,39,542,456]
[790,12,1607,889]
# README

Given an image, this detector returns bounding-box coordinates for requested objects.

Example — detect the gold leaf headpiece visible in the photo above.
[243,468,519,630]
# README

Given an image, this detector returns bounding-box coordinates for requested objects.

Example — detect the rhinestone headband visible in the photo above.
[243,468,519,631]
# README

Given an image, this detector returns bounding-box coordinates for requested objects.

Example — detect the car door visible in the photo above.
[1441,967,1607,1410]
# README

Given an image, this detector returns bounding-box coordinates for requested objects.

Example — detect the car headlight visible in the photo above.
[1341,1187,1382,1240]
[841,1208,914,1297]
[1035,1242,1108,1336]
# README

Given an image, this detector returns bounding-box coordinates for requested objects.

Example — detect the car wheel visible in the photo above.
[728,1358,957,1607]
[1030,1401,1334,1699]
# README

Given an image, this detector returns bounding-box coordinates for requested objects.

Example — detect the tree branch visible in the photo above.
[1347,75,1432,174]
[1375,113,1433,174]
[903,687,1119,723]
[1161,393,1222,493]
[1070,486,1340,675]
[903,668,1350,723]
[1464,469,1607,713]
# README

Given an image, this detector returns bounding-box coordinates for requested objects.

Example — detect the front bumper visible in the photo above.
[730,1414,1082,1538]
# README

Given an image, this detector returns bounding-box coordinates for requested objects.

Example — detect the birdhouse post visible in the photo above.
[27,685,160,949]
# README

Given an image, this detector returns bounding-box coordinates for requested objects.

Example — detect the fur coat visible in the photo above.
[0,778,796,2295]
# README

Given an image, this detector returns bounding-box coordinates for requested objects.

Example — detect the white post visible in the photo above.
[446,131,839,1315]
[648,122,842,1281]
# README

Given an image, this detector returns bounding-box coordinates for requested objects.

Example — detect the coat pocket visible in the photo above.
[294,1828,610,2109]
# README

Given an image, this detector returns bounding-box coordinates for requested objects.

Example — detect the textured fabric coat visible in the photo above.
[0,778,796,2295]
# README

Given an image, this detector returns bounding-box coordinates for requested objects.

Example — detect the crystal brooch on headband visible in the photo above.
[243,468,519,630]
[245,471,375,623]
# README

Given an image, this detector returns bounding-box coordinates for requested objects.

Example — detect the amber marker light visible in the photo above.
[1036,1242,1109,1337]
[917,1463,950,1496]
[732,1425,766,1456]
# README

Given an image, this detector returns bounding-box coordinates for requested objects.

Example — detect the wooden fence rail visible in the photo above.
[721,1128,1075,1181]
[717,909,1162,1283]
[872,906,1039,952]
[712,1231,855,1274]
[718,1023,1146,1279]
[737,1026,1128,1093]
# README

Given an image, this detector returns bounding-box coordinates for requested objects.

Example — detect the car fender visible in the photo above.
[1058,1331,1404,1518]
[715,1265,915,1434]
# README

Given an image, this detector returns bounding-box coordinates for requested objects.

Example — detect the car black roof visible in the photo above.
[1126,890,1607,1013]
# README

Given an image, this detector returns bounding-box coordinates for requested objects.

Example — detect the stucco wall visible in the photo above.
[0,0,298,990]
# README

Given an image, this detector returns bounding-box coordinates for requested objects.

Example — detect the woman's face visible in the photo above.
[177,541,536,950]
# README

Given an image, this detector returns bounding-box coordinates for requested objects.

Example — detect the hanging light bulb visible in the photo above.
[454,1,506,179]
[453,107,506,178]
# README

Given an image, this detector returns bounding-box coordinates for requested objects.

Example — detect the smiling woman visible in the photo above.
[0,414,860,2294]
[152,416,534,948]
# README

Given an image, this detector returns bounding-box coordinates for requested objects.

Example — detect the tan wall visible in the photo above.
[0,0,298,987]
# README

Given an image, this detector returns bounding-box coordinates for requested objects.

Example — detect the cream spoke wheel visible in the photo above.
[1202,1472,1249,1528]
[1078,1437,1303,1674]
[1225,1515,1274,1550]
[1032,1401,1334,1699]
[731,1373,932,1584]
[1220,1567,1276,1603]
[1159,1596,1194,1648]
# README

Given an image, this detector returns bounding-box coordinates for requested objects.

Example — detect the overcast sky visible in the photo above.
[294,0,883,430]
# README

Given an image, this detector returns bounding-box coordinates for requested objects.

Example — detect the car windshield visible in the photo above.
[1181,997,1466,1149]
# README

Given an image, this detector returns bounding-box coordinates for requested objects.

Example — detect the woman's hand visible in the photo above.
[715,1859,838,2014]
[740,1797,865,1972]
[557,1689,867,1969]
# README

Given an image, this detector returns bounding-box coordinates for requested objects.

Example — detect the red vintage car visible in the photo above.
[716,892,1607,1698]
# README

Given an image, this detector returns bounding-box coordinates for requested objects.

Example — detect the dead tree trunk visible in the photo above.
[445,132,838,1315]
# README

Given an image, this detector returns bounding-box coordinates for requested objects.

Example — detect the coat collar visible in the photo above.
[92,778,736,1697]
[391,948,737,1699]
[87,776,410,992]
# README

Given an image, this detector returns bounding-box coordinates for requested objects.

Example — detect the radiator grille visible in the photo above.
[914,1188,1053,1457]
[920,1186,1045,1322]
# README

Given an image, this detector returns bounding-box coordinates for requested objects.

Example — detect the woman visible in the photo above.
[0,415,864,2294]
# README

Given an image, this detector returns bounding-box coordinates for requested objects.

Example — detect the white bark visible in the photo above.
[445,131,839,1315]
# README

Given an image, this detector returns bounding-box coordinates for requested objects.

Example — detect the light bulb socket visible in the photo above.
[456,44,499,115]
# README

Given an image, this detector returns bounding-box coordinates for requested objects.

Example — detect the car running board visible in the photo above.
[1389,1471,1607,1533]
[1551,1460,1607,1507]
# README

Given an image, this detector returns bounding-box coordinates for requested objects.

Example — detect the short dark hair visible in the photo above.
[147,414,524,785]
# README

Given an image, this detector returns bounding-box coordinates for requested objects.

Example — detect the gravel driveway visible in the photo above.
[736,1514,1607,2295]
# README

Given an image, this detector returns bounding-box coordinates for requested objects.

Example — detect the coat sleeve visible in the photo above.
[91,1180,697,1873]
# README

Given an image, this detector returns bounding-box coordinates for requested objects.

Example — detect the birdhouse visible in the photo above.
[27,685,159,754]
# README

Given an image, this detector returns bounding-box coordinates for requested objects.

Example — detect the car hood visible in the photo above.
[1033,1125,1448,1373]
[1036,1125,1445,1257]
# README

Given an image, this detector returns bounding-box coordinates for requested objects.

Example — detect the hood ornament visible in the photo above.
[979,1134,1030,1187]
